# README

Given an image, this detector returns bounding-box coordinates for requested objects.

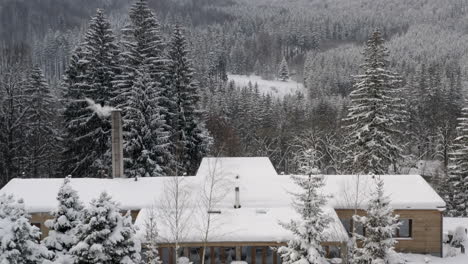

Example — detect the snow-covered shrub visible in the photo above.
[0,194,52,263]
[177,256,193,264]
[450,226,467,247]
[43,177,83,260]
[70,192,141,263]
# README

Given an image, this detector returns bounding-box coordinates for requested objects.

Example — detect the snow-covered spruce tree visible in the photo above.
[342,30,406,175]
[167,25,212,175]
[62,9,118,178]
[23,65,59,178]
[43,177,83,260]
[113,0,175,175]
[0,194,52,263]
[278,174,331,264]
[143,207,162,264]
[122,68,171,177]
[278,57,290,81]
[70,192,141,264]
[447,101,468,216]
[352,178,400,264]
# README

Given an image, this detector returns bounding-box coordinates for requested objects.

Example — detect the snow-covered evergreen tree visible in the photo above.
[278,57,290,81]
[167,25,212,175]
[0,194,52,263]
[447,101,468,216]
[278,174,331,264]
[143,207,162,264]
[113,0,175,175]
[43,177,83,259]
[62,9,118,178]
[70,192,141,264]
[23,65,59,178]
[342,30,406,175]
[122,69,171,177]
[352,178,400,264]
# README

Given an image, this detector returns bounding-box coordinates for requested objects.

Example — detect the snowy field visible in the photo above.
[228,74,306,98]
[403,253,468,263]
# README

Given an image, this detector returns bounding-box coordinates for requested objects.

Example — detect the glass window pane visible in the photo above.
[162,248,169,264]
[355,221,364,236]
[340,218,351,234]
[255,247,263,264]
[399,219,411,237]
[328,246,341,258]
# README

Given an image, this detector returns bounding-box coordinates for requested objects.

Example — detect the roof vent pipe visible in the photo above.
[111,110,125,179]
[234,187,241,209]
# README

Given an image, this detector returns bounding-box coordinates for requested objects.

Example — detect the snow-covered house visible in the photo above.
[0,157,446,264]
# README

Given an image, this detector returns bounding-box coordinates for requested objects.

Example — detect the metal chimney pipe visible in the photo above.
[111,110,124,178]
[234,187,241,209]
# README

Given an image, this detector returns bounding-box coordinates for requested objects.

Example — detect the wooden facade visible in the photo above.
[155,241,347,264]
[335,209,443,257]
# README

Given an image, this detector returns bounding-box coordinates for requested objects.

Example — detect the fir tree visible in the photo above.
[352,178,400,264]
[122,69,171,177]
[447,101,468,216]
[278,57,290,81]
[43,177,84,258]
[167,25,212,175]
[23,65,58,178]
[62,9,118,178]
[0,194,52,263]
[70,192,141,264]
[342,30,406,175]
[278,174,331,264]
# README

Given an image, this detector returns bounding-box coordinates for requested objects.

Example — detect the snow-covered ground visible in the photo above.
[228,74,306,98]
[403,253,468,263]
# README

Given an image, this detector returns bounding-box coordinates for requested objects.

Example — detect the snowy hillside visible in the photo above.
[228,74,306,98]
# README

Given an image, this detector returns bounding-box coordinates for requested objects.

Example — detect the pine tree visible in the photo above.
[62,9,118,178]
[278,174,331,264]
[43,177,84,258]
[447,101,468,216]
[143,208,162,264]
[167,25,212,175]
[122,69,171,177]
[23,65,58,178]
[352,178,400,264]
[278,57,290,81]
[0,194,52,263]
[70,192,141,264]
[342,30,406,175]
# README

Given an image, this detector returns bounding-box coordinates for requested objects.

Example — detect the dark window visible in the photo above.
[340,218,352,234]
[31,222,41,229]
[395,219,412,238]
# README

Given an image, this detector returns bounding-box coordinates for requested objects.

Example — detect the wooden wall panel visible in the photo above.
[335,209,443,256]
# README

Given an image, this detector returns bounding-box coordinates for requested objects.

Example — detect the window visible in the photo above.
[340,218,351,234]
[340,218,364,236]
[395,219,412,238]
[31,222,41,229]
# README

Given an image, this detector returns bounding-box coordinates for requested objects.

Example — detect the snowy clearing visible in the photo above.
[228,74,306,98]
[403,253,468,263]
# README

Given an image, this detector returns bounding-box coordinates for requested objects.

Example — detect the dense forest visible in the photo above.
[1,0,468,202]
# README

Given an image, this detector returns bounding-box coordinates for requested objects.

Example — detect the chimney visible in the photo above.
[234,187,241,209]
[111,110,124,178]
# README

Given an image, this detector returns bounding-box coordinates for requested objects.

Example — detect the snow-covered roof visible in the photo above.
[134,206,349,243]
[0,157,445,214]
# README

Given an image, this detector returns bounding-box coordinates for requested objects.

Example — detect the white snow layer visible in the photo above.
[228,75,306,98]
[134,206,348,243]
[0,157,445,213]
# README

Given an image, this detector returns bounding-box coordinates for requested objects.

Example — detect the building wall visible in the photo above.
[30,210,140,240]
[335,209,443,256]
[156,241,347,264]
